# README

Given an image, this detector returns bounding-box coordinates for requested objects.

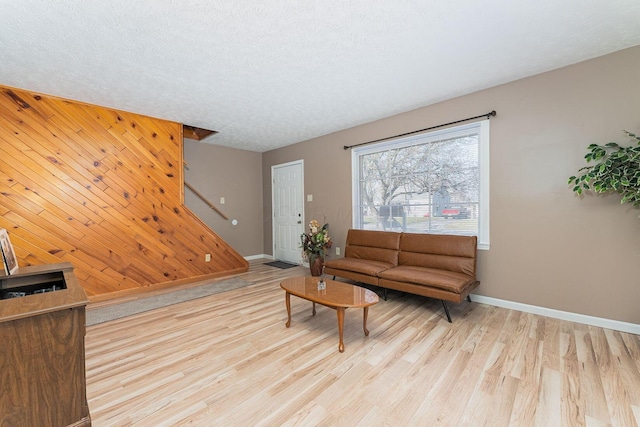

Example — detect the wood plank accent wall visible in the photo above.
[0,86,248,298]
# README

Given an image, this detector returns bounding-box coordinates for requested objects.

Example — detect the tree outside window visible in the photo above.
[352,121,489,247]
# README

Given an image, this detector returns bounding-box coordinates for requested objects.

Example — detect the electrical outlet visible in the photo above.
[220,197,225,204]
[205,253,211,262]
[336,247,340,256]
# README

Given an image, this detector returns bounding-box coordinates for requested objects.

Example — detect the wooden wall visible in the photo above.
[0,86,248,299]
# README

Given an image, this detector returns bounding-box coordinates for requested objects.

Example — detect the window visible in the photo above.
[352,120,490,249]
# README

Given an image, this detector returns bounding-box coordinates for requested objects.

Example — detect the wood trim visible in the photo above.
[87,267,247,304]
[183,125,217,141]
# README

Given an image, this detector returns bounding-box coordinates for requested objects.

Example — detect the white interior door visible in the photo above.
[272,160,304,264]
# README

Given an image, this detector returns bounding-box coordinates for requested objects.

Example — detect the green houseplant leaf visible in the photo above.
[568,130,640,211]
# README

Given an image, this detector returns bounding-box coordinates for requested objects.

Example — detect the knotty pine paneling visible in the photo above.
[0,86,248,298]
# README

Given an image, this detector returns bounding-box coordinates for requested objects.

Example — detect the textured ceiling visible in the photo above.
[1,1,640,152]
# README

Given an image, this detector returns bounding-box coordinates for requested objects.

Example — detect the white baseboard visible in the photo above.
[470,294,640,335]
[244,254,273,261]
[234,260,639,335]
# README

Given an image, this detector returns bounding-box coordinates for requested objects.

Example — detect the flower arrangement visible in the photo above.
[300,219,332,261]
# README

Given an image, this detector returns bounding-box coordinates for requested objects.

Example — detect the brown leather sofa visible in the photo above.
[323,229,479,322]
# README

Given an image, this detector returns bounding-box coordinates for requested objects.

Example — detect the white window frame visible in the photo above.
[351,120,490,250]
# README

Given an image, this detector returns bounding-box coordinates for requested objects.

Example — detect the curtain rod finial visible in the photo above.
[343,145,349,150]
[489,110,497,118]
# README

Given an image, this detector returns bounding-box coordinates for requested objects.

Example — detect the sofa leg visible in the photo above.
[441,300,452,323]
[383,288,388,301]
[466,295,471,302]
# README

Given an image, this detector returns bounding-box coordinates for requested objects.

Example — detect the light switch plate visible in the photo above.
[307,194,313,202]
[220,197,225,204]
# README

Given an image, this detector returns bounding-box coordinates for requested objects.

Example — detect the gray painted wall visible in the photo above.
[261,46,640,324]
[184,140,264,257]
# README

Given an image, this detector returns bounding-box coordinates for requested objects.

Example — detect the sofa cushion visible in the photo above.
[378,265,476,294]
[343,229,400,266]
[399,233,477,276]
[323,258,394,276]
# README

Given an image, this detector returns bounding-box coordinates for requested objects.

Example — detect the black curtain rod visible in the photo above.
[343,110,497,150]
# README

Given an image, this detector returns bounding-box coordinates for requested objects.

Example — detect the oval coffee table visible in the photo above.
[280,276,379,352]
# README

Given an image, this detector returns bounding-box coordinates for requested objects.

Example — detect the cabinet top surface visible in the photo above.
[0,263,89,323]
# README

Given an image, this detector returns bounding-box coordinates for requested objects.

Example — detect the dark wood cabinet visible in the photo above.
[0,263,91,427]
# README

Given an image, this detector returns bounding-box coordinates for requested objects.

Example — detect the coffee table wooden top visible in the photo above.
[279,276,379,308]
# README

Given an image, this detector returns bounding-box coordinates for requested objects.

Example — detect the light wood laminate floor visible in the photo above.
[85,260,640,426]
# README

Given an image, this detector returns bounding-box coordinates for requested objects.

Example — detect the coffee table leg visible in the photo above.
[337,307,345,352]
[363,306,370,336]
[285,292,291,328]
